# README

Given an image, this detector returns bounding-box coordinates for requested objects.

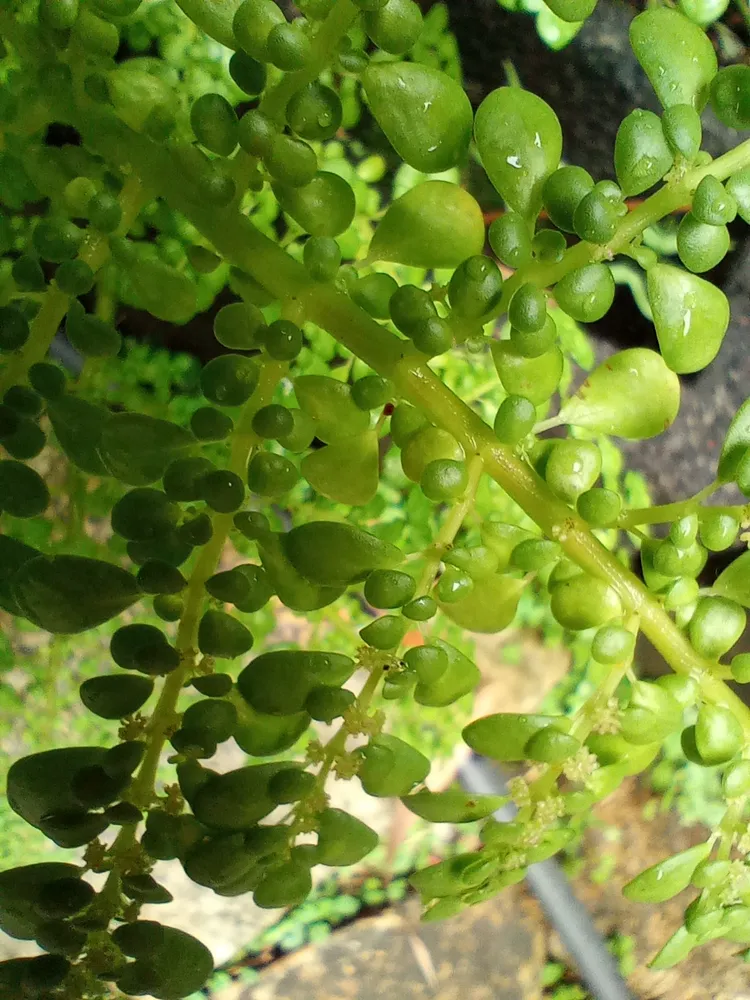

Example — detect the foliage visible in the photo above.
[3,0,750,996]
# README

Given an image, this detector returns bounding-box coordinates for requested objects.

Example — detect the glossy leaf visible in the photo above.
[695,703,743,765]
[413,638,480,706]
[559,348,680,439]
[647,264,729,374]
[614,109,673,196]
[192,763,291,832]
[12,556,139,633]
[368,181,484,269]
[301,431,379,505]
[463,713,570,761]
[257,533,344,612]
[237,649,354,715]
[437,574,525,633]
[359,733,430,797]
[401,788,506,823]
[274,172,355,238]
[282,521,402,586]
[294,375,369,443]
[714,550,750,607]
[623,843,710,903]
[629,8,717,112]
[475,87,562,220]
[316,808,379,865]
[47,397,110,476]
[649,925,699,970]
[718,397,750,483]
[362,62,472,173]
[491,343,564,405]
[101,413,194,486]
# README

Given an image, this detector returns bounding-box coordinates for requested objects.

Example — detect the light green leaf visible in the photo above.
[623,843,710,903]
[474,87,562,220]
[718,397,750,483]
[401,788,506,823]
[559,348,680,439]
[714,550,750,607]
[647,264,729,374]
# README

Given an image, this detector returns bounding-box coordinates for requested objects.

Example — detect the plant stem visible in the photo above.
[313,664,384,792]
[108,361,285,866]
[0,174,146,395]
[75,111,750,739]
[617,482,727,528]
[416,454,484,595]
[259,0,359,122]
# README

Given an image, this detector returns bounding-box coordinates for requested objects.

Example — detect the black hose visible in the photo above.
[459,754,636,1000]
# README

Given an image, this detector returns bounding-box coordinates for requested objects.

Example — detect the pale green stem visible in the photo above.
[73,114,750,743]
[106,361,286,877]
[416,454,485,595]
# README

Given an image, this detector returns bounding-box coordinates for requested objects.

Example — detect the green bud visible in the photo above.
[676,213,730,273]
[614,109,673,197]
[573,189,618,244]
[449,256,503,320]
[662,104,703,160]
[543,166,595,233]
[493,395,536,444]
[275,172,355,238]
[549,574,622,630]
[554,263,614,323]
[692,176,737,226]
[577,487,622,527]
[591,625,635,664]
[688,596,746,659]
[488,213,533,268]
[364,0,423,54]
[545,439,602,503]
[695,703,743,764]
[190,93,238,157]
[265,134,317,188]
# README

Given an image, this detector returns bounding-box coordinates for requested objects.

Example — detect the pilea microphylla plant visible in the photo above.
[6,0,750,996]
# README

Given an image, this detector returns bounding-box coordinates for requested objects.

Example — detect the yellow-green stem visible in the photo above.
[108,362,286,863]
[75,114,750,745]
[416,454,485,595]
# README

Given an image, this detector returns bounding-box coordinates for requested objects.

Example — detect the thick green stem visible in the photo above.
[75,114,750,740]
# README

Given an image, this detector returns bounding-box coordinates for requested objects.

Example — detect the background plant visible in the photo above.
[4,0,750,997]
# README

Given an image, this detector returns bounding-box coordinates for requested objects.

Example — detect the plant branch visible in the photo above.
[75,112,750,742]
[107,361,286,881]
[416,454,485,595]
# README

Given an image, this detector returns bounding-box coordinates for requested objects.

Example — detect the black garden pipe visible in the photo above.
[459,754,636,1000]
